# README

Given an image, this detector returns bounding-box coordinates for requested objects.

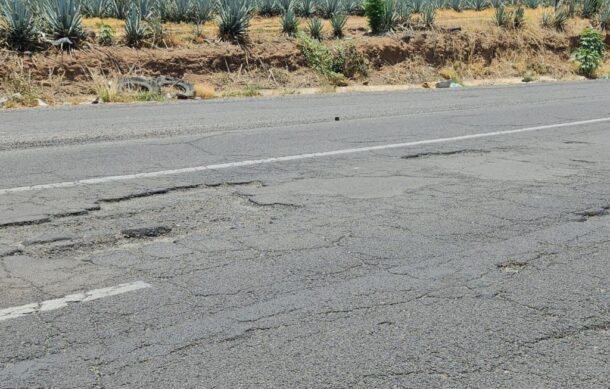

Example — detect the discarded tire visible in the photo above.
[117,76,195,99]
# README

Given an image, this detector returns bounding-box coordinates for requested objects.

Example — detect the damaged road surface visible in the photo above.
[1,81,609,387]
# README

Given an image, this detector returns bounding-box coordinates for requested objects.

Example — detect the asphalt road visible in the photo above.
[0,81,609,387]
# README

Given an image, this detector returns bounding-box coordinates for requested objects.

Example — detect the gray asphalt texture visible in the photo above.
[0,81,609,388]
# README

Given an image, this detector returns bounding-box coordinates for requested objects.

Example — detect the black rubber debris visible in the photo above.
[122,225,172,239]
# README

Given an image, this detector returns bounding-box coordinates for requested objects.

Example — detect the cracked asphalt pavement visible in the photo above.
[0,81,609,387]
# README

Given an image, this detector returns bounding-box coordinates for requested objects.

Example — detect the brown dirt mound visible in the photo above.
[0,29,577,82]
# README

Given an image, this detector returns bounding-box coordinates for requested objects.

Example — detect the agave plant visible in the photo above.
[134,0,155,19]
[490,0,503,8]
[111,0,130,18]
[523,0,538,8]
[0,0,39,51]
[307,16,324,39]
[218,0,253,42]
[330,11,347,37]
[451,0,462,11]
[552,5,568,30]
[470,0,487,10]
[495,3,509,26]
[409,0,425,13]
[192,0,214,28]
[282,8,299,33]
[281,7,299,35]
[381,0,398,31]
[258,0,279,15]
[277,0,293,12]
[396,0,412,23]
[167,0,192,22]
[297,0,316,16]
[80,0,111,17]
[318,0,343,18]
[124,5,147,46]
[512,4,524,28]
[343,0,364,14]
[421,3,435,28]
[41,0,86,45]
[598,0,610,29]
[582,0,602,18]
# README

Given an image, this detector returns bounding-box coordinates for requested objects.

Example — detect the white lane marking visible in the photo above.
[1,116,609,196]
[0,281,151,322]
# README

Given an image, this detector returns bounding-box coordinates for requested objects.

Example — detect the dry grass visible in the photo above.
[91,71,166,103]
[193,83,216,98]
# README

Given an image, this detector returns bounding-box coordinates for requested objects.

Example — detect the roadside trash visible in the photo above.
[118,76,195,99]
[436,80,462,88]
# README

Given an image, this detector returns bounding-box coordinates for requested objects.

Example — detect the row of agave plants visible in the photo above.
[0,0,608,51]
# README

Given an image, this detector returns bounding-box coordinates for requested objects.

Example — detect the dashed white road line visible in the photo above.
[0,281,151,322]
[1,116,609,196]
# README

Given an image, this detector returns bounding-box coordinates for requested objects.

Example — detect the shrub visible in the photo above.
[0,0,39,51]
[41,0,86,46]
[98,23,114,45]
[332,43,368,77]
[297,32,367,83]
[147,17,166,46]
[218,0,253,42]
[297,32,338,76]
[124,6,148,47]
[307,16,324,39]
[452,0,462,11]
[330,11,347,37]
[574,27,606,78]
[1,69,41,107]
[364,0,384,33]
[282,7,299,36]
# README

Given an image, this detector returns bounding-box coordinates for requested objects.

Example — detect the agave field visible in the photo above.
[0,0,609,50]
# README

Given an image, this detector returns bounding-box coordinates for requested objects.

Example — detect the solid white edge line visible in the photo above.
[0,281,152,322]
[1,116,609,196]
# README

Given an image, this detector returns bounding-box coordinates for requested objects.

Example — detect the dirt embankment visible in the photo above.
[0,28,579,82]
